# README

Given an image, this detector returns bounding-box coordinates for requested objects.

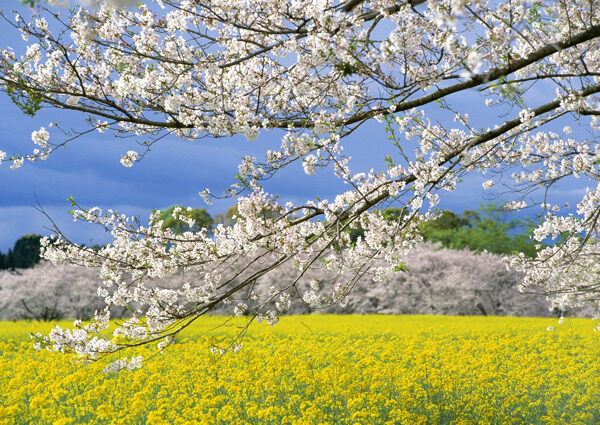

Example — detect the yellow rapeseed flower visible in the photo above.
[1,315,599,424]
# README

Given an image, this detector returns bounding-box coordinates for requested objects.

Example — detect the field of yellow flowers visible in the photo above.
[1,315,600,425]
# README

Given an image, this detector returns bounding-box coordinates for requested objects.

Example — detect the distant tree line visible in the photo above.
[0,234,42,270]
[1,203,541,271]
[417,203,539,258]
[347,203,540,258]
[204,202,542,257]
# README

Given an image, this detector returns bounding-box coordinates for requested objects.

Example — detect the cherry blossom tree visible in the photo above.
[0,262,107,321]
[1,0,600,368]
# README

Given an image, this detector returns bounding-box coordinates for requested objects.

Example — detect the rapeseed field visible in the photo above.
[1,315,599,424]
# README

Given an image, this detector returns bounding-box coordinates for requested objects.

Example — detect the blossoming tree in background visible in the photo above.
[1,0,600,367]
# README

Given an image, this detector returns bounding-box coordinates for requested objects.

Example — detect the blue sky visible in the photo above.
[0,3,591,252]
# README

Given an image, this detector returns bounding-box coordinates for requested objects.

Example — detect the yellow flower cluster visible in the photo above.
[1,315,599,424]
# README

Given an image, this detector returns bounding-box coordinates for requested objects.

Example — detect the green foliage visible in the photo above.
[382,207,408,223]
[214,205,239,227]
[419,210,467,232]
[420,203,538,257]
[393,263,407,273]
[346,225,364,245]
[0,234,43,270]
[155,206,213,235]
[12,234,43,268]
[344,203,539,257]
[334,62,359,77]
[214,204,281,227]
